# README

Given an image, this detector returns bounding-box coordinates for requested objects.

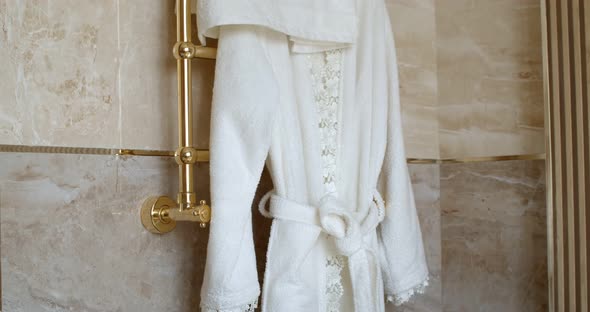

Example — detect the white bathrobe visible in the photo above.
[198,0,428,311]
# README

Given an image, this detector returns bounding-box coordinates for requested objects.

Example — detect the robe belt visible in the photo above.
[258,190,386,312]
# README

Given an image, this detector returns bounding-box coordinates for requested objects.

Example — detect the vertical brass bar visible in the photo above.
[176,0,196,210]
[578,0,590,304]
[572,0,588,310]
[582,2,590,308]
[541,1,555,310]
[560,0,577,309]
[549,0,567,310]
[138,0,212,234]
[541,0,555,311]
[552,0,566,309]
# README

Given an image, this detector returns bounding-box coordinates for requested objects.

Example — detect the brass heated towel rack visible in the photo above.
[140,0,217,234]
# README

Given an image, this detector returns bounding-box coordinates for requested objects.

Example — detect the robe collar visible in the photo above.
[195,0,357,52]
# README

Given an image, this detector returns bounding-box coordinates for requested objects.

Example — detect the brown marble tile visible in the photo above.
[441,160,547,312]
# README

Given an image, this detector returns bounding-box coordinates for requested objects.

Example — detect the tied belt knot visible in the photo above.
[258,190,386,312]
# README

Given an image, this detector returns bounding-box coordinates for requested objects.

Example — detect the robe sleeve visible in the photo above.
[376,12,430,306]
[200,25,279,311]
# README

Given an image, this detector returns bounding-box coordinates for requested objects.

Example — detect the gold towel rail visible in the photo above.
[0,144,545,164]
[139,0,213,234]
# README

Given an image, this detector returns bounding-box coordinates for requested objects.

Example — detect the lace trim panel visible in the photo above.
[201,299,258,312]
[308,49,345,312]
[308,49,343,195]
[325,255,347,312]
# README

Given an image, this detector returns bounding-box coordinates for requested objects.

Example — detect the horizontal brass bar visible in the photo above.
[0,144,545,164]
[194,46,217,59]
[438,153,547,164]
[407,153,546,164]
[0,144,207,161]
[0,144,114,155]
[117,149,175,157]
[407,158,439,164]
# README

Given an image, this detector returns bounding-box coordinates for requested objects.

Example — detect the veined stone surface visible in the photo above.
[441,160,547,312]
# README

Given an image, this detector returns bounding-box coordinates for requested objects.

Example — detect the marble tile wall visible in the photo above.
[0,0,547,157]
[0,153,440,311]
[0,0,438,159]
[0,153,207,311]
[0,1,215,151]
[0,1,120,147]
[436,0,545,158]
[387,0,439,159]
[441,160,547,311]
[2,159,550,311]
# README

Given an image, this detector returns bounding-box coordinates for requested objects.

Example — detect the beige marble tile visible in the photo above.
[0,153,211,311]
[391,164,442,312]
[436,0,545,158]
[441,160,547,312]
[117,0,177,151]
[0,1,120,148]
[388,0,439,159]
[0,1,215,151]
[0,1,20,144]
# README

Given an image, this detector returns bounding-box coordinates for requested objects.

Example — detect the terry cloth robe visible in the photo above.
[197,0,429,311]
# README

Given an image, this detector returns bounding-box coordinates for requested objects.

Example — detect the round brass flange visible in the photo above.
[195,200,211,224]
[140,196,177,234]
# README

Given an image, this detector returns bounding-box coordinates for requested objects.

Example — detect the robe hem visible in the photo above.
[386,274,430,306]
[201,298,259,312]
[200,288,260,311]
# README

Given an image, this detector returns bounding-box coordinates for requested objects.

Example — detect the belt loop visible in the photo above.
[258,189,274,218]
[372,189,385,222]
